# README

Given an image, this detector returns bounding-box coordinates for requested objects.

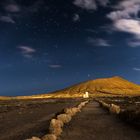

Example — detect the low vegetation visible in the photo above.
[97,96,140,127]
[57,114,71,124]
[26,100,89,140]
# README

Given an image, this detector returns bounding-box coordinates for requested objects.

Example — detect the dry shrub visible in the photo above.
[78,101,88,109]
[42,134,57,140]
[26,101,90,140]
[84,101,89,104]
[64,107,80,116]
[25,136,41,140]
[50,127,62,136]
[102,102,110,109]
[78,104,83,109]
[109,104,121,114]
[57,114,71,124]
[64,108,73,116]
[78,103,85,109]
[99,101,110,109]
[50,119,63,128]
[49,119,63,136]
[71,107,80,114]
[80,102,86,106]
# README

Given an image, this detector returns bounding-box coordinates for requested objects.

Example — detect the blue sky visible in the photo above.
[1,0,140,96]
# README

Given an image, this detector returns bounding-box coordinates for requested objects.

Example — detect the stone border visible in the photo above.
[26,101,89,140]
[98,100,121,114]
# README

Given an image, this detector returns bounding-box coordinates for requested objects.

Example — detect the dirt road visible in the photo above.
[59,101,140,140]
[0,99,81,140]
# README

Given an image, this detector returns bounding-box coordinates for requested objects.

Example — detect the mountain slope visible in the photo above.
[51,76,140,97]
[2,76,140,100]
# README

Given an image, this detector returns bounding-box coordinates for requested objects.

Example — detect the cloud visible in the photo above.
[73,0,109,10]
[107,0,140,46]
[114,19,140,36]
[5,4,20,12]
[0,16,15,24]
[107,1,140,21]
[133,67,140,71]
[108,9,139,21]
[99,25,114,34]
[18,46,36,58]
[127,38,140,47]
[87,37,111,46]
[0,0,44,24]
[73,0,97,10]
[73,14,80,22]
[49,65,62,68]
[107,0,140,35]
[97,0,110,7]
[0,2,20,24]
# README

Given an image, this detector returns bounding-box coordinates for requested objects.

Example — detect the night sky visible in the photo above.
[1,0,140,96]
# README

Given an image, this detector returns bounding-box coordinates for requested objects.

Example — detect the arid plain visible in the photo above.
[1,77,140,140]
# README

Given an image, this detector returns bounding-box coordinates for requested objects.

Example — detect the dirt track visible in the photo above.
[0,99,81,140]
[59,101,140,140]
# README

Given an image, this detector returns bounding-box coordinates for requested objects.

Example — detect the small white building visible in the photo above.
[83,91,89,98]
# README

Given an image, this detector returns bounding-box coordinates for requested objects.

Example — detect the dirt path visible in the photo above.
[59,101,140,140]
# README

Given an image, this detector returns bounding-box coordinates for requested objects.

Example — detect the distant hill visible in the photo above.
[49,76,140,97]
[1,76,140,100]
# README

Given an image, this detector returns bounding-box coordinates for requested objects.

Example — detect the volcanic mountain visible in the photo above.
[2,76,140,100]
[47,76,140,98]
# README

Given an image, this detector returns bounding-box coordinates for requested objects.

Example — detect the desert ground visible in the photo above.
[0,98,82,140]
[0,96,140,140]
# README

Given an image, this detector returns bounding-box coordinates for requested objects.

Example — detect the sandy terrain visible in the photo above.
[0,98,81,140]
[59,101,140,140]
